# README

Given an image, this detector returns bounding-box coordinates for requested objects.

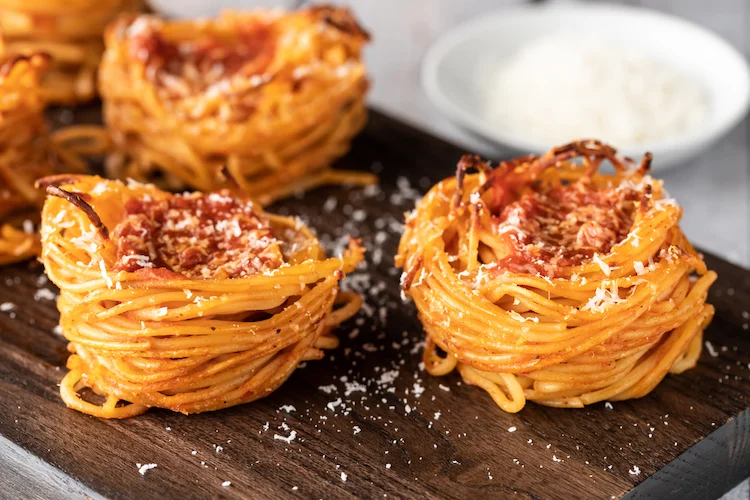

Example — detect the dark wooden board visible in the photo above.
[0,109,749,500]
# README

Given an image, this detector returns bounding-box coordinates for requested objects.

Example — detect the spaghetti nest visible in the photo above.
[0,53,87,264]
[39,175,364,418]
[99,6,375,205]
[396,141,717,413]
[0,0,142,104]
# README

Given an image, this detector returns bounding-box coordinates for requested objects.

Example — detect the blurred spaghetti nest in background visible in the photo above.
[0,53,86,264]
[0,0,143,104]
[39,175,364,418]
[99,5,375,205]
[397,140,716,413]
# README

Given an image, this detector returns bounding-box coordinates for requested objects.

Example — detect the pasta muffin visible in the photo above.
[99,5,375,205]
[0,53,86,264]
[39,174,364,418]
[0,0,143,104]
[397,141,716,412]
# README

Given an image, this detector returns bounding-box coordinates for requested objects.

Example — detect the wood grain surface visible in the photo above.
[0,109,749,500]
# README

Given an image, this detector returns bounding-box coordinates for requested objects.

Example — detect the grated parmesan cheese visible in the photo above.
[581,281,627,312]
[273,430,297,443]
[705,341,719,357]
[633,261,647,276]
[99,260,114,288]
[486,34,708,146]
[509,310,540,323]
[592,254,611,276]
[34,288,56,301]
[137,463,157,475]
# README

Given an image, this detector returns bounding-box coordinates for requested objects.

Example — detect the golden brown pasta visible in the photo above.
[0,53,87,264]
[0,0,142,104]
[39,174,364,418]
[99,6,375,205]
[396,141,716,412]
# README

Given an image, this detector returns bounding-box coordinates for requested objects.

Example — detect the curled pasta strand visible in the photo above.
[98,7,375,204]
[0,54,89,264]
[397,141,717,412]
[422,336,458,376]
[0,0,143,104]
[41,175,365,417]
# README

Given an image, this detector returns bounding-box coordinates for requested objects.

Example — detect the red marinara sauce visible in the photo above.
[112,191,283,279]
[490,181,641,277]
[127,18,275,91]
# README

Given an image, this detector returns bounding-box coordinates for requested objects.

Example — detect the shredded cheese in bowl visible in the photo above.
[486,34,709,146]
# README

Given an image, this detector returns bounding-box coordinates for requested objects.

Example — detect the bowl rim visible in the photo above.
[421,2,750,161]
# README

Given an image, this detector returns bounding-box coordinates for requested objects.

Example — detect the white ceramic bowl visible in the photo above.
[422,3,750,170]
[148,0,298,19]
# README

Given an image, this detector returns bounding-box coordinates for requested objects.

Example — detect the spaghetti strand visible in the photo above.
[98,6,375,205]
[0,0,143,104]
[396,140,716,412]
[40,175,365,418]
[0,53,86,264]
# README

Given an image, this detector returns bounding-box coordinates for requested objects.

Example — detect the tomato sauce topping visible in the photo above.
[112,191,283,279]
[490,182,641,277]
[127,18,275,92]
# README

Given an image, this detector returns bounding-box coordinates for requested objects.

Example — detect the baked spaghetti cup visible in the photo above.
[39,175,364,418]
[396,141,716,413]
[0,53,87,264]
[99,6,374,204]
[0,0,143,104]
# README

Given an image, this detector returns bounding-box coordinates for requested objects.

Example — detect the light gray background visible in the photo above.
[338,0,750,269]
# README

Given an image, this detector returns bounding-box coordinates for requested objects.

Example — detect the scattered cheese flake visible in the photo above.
[592,253,611,276]
[34,288,56,302]
[633,261,646,276]
[581,281,626,312]
[274,430,297,443]
[705,341,718,357]
[318,384,337,394]
[327,398,343,411]
[99,260,114,288]
[509,310,540,323]
[377,370,399,386]
[137,463,157,476]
